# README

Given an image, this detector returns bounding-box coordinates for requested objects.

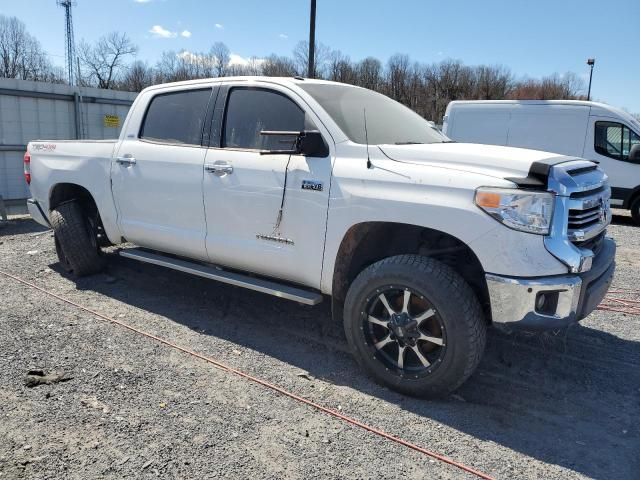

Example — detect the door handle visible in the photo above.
[116,155,136,166]
[205,162,233,176]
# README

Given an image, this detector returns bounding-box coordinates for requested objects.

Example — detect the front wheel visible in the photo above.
[343,255,486,398]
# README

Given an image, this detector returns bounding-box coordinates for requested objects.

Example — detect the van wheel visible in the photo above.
[631,196,640,225]
[50,201,106,277]
[343,254,486,398]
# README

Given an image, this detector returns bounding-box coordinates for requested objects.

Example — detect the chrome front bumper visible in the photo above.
[487,237,616,331]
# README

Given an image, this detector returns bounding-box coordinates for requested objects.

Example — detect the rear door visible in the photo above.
[202,83,332,288]
[112,87,214,260]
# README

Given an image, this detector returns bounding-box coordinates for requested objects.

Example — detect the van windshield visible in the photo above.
[299,83,448,145]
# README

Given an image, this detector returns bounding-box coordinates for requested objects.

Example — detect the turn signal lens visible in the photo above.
[475,191,501,209]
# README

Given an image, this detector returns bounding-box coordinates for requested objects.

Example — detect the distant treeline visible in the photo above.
[0,14,603,123]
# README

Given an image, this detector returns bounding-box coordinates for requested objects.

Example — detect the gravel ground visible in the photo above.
[0,211,638,479]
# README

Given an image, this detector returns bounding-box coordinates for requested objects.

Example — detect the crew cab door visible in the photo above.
[112,87,214,260]
[585,117,640,206]
[202,83,333,288]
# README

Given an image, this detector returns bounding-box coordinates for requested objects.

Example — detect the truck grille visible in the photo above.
[544,159,610,273]
[564,168,610,244]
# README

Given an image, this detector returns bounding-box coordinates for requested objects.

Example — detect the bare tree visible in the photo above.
[356,57,382,90]
[0,15,61,81]
[508,72,585,100]
[78,32,137,89]
[261,54,297,77]
[327,50,356,84]
[474,65,512,99]
[293,40,331,77]
[386,54,411,103]
[119,60,154,92]
[209,42,230,77]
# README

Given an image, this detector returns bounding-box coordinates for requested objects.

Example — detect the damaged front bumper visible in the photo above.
[486,237,616,331]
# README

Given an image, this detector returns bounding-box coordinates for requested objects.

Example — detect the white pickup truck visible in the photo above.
[25,77,616,397]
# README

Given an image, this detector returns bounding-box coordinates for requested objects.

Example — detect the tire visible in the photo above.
[631,196,640,225]
[50,201,106,276]
[343,254,486,398]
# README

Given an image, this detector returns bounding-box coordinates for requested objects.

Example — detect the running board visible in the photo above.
[118,248,323,305]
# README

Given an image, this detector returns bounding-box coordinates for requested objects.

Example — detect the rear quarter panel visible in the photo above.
[28,140,121,243]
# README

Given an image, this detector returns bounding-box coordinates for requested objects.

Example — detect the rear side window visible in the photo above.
[222,88,308,150]
[141,89,211,145]
[595,121,640,161]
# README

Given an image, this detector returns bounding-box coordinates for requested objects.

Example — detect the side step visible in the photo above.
[118,248,323,306]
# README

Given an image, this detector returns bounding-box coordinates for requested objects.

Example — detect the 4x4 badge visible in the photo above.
[301,180,323,192]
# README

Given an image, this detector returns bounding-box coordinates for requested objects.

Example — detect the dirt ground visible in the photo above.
[0,213,638,479]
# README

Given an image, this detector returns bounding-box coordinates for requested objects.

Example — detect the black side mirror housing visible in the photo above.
[629,144,640,163]
[297,130,329,157]
[259,130,329,157]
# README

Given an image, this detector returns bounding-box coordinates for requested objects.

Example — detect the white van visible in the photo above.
[443,100,640,223]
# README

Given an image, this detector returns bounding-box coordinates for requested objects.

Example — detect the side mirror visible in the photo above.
[297,130,329,157]
[629,144,640,163]
[259,130,329,157]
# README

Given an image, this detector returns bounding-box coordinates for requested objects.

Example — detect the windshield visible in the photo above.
[299,83,448,145]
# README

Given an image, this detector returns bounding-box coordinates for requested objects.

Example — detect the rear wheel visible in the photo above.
[630,196,640,225]
[343,254,486,398]
[50,201,106,276]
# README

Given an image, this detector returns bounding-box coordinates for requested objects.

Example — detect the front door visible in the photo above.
[112,87,213,260]
[202,84,333,288]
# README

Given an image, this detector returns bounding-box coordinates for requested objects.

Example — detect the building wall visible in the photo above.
[0,78,137,202]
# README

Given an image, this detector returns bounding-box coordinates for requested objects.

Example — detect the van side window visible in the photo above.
[222,88,310,150]
[141,89,212,145]
[595,121,640,161]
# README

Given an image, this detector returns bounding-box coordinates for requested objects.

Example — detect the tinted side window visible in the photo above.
[141,89,211,145]
[223,88,306,150]
[595,121,640,161]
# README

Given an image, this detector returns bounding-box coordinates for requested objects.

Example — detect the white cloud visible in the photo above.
[215,23,224,29]
[229,53,266,68]
[181,30,192,38]
[178,50,264,69]
[278,33,288,39]
[134,0,152,3]
[149,25,177,38]
[229,53,249,66]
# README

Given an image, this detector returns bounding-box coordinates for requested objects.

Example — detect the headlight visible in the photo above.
[475,188,554,235]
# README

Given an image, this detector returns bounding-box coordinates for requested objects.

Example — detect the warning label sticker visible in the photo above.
[104,115,120,128]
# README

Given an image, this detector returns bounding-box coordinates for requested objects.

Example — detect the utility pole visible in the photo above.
[57,1,77,86]
[586,58,595,101]
[307,0,316,78]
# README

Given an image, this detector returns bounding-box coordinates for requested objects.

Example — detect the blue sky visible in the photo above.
[2,0,639,113]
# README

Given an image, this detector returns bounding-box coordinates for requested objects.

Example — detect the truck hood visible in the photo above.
[378,142,574,182]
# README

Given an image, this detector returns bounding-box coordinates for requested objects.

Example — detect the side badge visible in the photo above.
[302,180,323,192]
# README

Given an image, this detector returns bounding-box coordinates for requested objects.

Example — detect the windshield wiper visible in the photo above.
[394,141,424,145]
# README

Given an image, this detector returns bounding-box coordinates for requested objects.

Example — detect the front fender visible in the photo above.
[320,155,568,295]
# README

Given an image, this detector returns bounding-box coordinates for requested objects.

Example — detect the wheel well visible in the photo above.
[49,183,110,246]
[49,183,95,211]
[331,222,491,323]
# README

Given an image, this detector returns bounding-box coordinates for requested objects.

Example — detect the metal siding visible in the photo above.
[0,78,136,200]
